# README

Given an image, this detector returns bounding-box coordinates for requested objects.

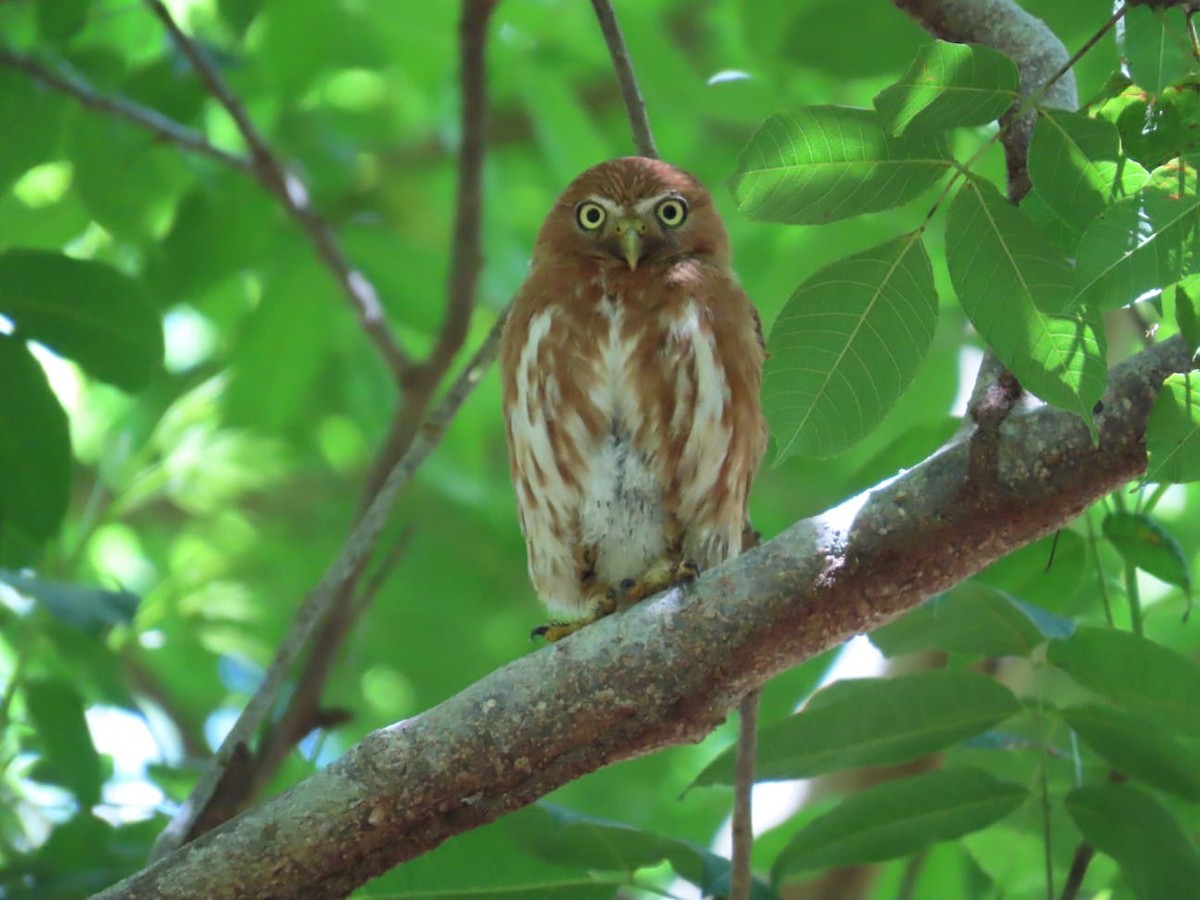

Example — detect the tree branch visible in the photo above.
[895,0,1081,472]
[151,310,508,859]
[100,337,1193,899]
[415,0,497,392]
[141,0,412,383]
[149,0,500,852]
[590,0,659,158]
[0,44,251,174]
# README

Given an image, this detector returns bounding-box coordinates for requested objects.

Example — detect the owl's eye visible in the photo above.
[576,201,607,231]
[655,197,688,227]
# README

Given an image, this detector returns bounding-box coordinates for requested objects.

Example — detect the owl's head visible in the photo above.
[534,157,730,272]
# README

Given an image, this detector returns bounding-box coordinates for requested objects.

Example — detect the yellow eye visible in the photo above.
[576,201,606,231]
[656,197,688,227]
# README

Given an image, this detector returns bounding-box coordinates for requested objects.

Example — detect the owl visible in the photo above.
[500,157,767,639]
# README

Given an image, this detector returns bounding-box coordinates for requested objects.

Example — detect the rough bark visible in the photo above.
[96,337,1193,899]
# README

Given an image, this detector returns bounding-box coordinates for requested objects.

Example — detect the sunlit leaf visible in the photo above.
[0,335,70,543]
[1162,275,1200,351]
[1027,110,1149,232]
[874,41,1018,135]
[1103,510,1192,593]
[1122,5,1195,96]
[1060,704,1200,802]
[1073,187,1200,311]
[692,670,1019,787]
[1067,784,1200,899]
[0,249,163,391]
[729,106,952,223]
[763,233,938,460]
[1146,373,1200,484]
[773,768,1026,878]
[1047,627,1200,737]
[946,177,1106,426]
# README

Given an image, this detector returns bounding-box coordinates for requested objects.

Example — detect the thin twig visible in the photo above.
[417,0,497,391]
[1060,840,1094,900]
[151,309,508,859]
[590,0,659,158]
[152,2,501,848]
[729,690,759,900]
[0,44,251,173]
[141,0,411,382]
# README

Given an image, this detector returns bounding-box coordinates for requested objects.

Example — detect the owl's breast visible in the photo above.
[574,293,669,584]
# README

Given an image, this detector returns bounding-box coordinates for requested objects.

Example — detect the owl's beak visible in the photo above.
[615,219,646,271]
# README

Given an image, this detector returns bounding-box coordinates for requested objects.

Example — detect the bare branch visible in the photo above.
[151,309,508,859]
[730,691,759,900]
[101,337,1193,899]
[416,0,498,391]
[141,0,411,382]
[591,0,659,158]
[0,44,251,173]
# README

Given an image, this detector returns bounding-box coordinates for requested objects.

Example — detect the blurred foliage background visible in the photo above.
[0,0,1198,897]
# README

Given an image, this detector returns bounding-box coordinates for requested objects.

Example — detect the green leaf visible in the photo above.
[1146,373,1200,484]
[1102,510,1192,593]
[762,233,938,460]
[1066,784,1200,899]
[1073,188,1200,311]
[1047,627,1200,737]
[68,113,189,242]
[692,670,1019,787]
[0,335,70,543]
[773,768,1026,879]
[1060,704,1200,802]
[0,249,163,391]
[946,177,1106,425]
[507,805,776,900]
[0,570,139,635]
[874,41,1018,136]
[0,72,69,193]
[148,179,278,303]
[1163,275,1200,351]
[870,582,1073,658]
[224,251,338,430]
[1027,110,1150,232]
[24,679,103,806]
[729,106,952,224]
[1093,81,1200,171]
[374,816,622,900]
[1122,6,1195,97]
[36,0,89,43]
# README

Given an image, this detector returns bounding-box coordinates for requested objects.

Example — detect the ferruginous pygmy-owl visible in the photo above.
[500,157,767,639]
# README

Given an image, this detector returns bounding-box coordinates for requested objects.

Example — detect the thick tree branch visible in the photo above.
[142,0,411,382]
[100,338,1193,899]
[591,0,659,158]
[0,44,251,173]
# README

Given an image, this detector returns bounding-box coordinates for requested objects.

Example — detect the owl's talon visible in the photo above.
[619,577,636,592]
[678,560,700,582]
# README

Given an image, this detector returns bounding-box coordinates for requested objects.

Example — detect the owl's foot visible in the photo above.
[530,589,620,642]
[613,558,700,606]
